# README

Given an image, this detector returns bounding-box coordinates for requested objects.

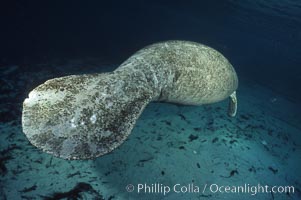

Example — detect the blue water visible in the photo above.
[0,1,301,199]
[1,0,301,101]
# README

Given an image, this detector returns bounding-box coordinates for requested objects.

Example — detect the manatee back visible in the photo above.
[118,41,238,105]
[151,41,238,105]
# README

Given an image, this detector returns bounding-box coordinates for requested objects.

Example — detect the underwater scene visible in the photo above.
[1,0,301,199]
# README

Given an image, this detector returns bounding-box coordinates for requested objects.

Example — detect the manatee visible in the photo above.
[22,40,238,160]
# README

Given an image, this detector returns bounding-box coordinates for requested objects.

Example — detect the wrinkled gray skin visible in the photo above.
[22,41,238,160]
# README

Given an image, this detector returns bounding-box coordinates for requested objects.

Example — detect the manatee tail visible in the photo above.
[22,73,153,159]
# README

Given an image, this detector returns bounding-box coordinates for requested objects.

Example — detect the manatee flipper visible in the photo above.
[22,73,153,159]
[22,40,238,160]
[228,91,237,117]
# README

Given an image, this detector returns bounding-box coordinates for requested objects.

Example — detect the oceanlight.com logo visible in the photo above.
[125,183,295,196]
